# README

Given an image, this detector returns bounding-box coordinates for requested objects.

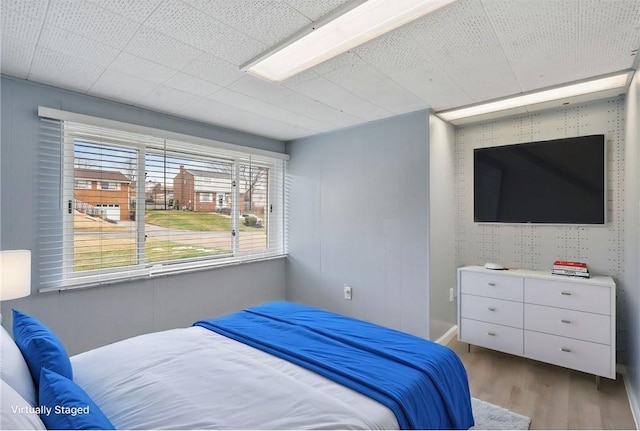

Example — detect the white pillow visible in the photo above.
[0,325,36,406]
[0,379,46,430]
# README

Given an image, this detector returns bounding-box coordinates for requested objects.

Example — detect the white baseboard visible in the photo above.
[435,325,458,345]
[617,364,640,430]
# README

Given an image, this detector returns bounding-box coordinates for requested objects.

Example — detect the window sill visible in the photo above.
[38,254,287,294]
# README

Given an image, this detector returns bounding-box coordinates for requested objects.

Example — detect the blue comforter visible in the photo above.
[195,301,473,430]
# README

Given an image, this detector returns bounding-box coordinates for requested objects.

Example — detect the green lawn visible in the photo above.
[145,210,262,232]
[74,238,229,272]
[73,210,264,272]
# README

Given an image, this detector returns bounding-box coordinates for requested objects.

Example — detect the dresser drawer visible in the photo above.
[459,271,523,302]
[524,278,610,315]
[460,318,523,356]
[524,331,612,378]
[461,295,523,328]
[524,303,610,345]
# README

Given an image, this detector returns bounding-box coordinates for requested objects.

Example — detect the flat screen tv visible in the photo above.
[474,135,605,224]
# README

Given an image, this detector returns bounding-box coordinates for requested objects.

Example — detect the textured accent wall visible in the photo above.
[454,96,628,362]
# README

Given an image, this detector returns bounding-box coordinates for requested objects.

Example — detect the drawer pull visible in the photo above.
[560,291,572,296]
[487,282,496,286]
[560,347,572,353]
[487,332,496,336]
[488,307,496,312]
[560,319,571,324]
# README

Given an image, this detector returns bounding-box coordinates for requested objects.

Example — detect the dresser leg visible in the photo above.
[596,376,601,391]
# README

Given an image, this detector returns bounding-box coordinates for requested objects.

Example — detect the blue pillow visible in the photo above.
[39,368,115,430]
[12,309,73,387]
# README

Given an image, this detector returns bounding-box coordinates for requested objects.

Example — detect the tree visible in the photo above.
[123,157,136,182]
[239,164,268,213]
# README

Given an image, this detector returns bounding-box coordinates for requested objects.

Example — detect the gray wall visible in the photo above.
[285,111,431,339]
[428,114,457,340]
[454,96,629,363]
[623,72,640,421]
[0,77,286,354]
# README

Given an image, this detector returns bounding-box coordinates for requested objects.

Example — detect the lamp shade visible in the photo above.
[0,250,31,301]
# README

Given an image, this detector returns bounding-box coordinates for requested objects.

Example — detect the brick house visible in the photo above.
[174,166,241,212]
[74,168,131,220]
[145,181,174,208]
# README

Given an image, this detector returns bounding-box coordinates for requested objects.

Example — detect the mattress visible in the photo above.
[71,326,399,430]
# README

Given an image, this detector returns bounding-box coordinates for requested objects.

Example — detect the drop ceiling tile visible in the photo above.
[179,97,316,140]
[183,0,269,29]
[135,86,204,115]
[483,0,579,91]
[391,66,474,111]
[312,51,365,76]
[322,59,427,114]
[0,36,36,78]
[164,73,223,97]
[229,76,362,128]
[201,21,268,66]
[409,0,521,102]
[1,6,43,45]
[29,46,105,93]
[1,0,49,21]
[87,0,163,23]
[241,2,311,46]
[88,69,158,104]
[144,0,266,65]
[45,0,140,49]
[208,88,327,132]
[578,0,640,77]
[124,26,203,71]
[181,52,244,87]
[354,28,435,76]
[284,0,353,21]
[38,25,121,67]
[110,52,178,84]
[280,68,321,88]
[291,76,391,121]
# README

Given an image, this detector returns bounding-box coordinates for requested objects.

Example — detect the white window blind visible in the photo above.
[37,115,286,291]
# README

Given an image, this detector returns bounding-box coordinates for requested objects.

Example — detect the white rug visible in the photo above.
[470,397,531,430]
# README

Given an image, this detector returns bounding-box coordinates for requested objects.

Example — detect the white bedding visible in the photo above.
[71,326,399,430]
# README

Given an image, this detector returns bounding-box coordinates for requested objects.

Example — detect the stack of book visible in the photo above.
[552,260,590,278]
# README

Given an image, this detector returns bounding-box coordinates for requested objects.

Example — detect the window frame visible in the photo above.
[40,107,288,292]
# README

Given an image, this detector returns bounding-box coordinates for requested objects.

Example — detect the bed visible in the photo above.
[2,301,474,430]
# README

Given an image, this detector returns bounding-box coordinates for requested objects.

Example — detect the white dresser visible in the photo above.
[457,266,616,382]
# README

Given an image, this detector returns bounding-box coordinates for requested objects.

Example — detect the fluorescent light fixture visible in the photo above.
[437,71,633,122]
[243,0,457,82]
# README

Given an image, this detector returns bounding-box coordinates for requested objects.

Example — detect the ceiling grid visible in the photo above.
[0,0,637,140]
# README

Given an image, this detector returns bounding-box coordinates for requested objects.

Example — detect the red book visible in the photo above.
[553,260,587,268]
[553,264,588,272]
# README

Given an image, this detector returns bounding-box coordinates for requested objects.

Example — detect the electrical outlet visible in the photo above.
[449,287,454,302]
[344,285,352,300]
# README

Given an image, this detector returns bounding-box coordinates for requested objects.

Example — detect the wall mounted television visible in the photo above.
[474,135,605,225]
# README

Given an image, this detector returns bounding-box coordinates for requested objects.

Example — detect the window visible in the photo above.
[97,181,120,191]
[74,180,91,189]
[37,111,287,291]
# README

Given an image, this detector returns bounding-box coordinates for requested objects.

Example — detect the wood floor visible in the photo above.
[447,339,637,430]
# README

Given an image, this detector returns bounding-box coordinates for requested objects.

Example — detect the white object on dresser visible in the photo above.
[457,266,616,387]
